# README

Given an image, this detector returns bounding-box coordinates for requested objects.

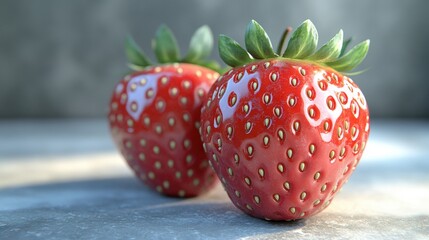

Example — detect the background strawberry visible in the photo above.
[109,25,222,197]
[200,20,370,220]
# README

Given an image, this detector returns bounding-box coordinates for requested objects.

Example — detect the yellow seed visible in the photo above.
[309,144,315,154]
[155,125,162,134]
[186,155,192,163]
[344,120,350,130]
[193,179,200,186]
[252,82,258,90]
[283,181,290,190]
[313,199,321,206]
[264,62,271,68]
[140,78,147,85]
[263,136,269,146]
[169,140,176,150]
[228,168,233,176]
[278,129,284,140]
[235,190,241,197]
[329,150,336,159]
[327,99,334,109]
[353,143,359,153]
[340,147,346,157]
[178,190,185,197]
[271,73,278,81]
[300,192,307,200]
[264,118,270,127]
[324,121,330,131]
[273,194,280,202]
[163,181,170,189]
[233,154,240,164]
[287,149,293,158]
[309,108,315,118]
[293,121,300,131]
[227,126,233,136]
[274,107,281,117]
[243,104,249,113]
[244,177,251,186]
[337,127,343,138]
[170,87,178,97]
[216,115,221,125]
[277,163,284,173]
[263,94,270,104]
[314,172,321,180]
[247,146,253,155]
[231,96,237,106]
[254,195,260,204]
[258,168,265,177]
[182,80,190,89]
[245,122,251,131]
[299,162,306,172]
[168,118,175,127]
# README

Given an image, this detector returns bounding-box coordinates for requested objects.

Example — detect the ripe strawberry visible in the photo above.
[108,25,222,197]
[200,20,370,220]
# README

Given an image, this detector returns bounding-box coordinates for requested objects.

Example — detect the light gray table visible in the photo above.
[1,119,428,240]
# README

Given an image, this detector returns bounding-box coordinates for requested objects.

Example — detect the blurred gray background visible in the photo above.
[0,0,428,118]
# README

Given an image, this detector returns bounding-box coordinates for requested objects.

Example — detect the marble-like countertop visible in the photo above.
[1,119,428,239]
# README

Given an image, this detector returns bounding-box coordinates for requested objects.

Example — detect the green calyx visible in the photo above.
[126,25,223,73]
[219,19,370,74]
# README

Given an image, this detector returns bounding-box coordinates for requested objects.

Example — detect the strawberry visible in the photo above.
[200,20,370,220]
[108,25,222,197]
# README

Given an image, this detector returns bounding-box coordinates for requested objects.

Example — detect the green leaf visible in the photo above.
[245,20,277,59]
[184,25,213,63]
[339,37,352,57]
[125,36,151,68]
[127,63,147,71]
[152,25,180,63]
[326,40,370,72]
[218,35,253,67]
[198,60,222,72]
[283,19,318,59]
[308,30,343,62]
[341,68,369,76]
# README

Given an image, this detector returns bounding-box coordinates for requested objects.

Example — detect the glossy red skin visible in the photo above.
[200,59,370,220]
[109,63,219,197]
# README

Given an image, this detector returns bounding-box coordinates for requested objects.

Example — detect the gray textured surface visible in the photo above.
[1,0,429,118]
[1,119,429,239]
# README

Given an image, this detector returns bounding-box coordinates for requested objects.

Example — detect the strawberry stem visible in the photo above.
[276,26,292,55]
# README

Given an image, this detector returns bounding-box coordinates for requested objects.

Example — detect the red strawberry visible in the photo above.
[200,20,370,220]
[108,25,222,197]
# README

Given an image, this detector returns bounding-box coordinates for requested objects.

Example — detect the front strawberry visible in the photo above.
[109,25,221,197]
[201,20,370,220]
